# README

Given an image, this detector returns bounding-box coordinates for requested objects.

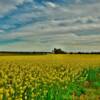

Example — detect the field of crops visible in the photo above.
[0,54,100,100]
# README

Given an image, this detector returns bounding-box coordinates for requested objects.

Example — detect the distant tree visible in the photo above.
[53,48,66,54]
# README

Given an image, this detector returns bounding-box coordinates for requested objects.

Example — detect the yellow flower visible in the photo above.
[0,88,3,94]
[0,94,3,99]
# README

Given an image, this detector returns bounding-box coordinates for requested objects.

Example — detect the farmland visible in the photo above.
[0,54,100,100]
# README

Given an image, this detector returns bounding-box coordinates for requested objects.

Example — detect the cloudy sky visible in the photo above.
[0,0,100,52]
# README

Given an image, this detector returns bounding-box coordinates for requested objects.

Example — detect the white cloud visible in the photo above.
[75,0,81,4]
[0,0,100,51]
[0,30,4,33]
[46,2,57,8]
[0,0,32,14]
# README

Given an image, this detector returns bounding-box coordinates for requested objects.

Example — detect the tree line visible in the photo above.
[0,48,100,55]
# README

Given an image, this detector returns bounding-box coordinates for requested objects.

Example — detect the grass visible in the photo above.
[42,68,100,100]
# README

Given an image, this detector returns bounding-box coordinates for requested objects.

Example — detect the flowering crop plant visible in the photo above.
[0,54,100,100]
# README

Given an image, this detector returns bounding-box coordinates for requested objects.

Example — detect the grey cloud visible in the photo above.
[0,0,32,14]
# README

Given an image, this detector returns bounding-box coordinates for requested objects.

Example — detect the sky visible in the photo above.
[0,0,100,52]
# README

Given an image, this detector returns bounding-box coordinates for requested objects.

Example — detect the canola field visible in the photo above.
[0,54,100,100]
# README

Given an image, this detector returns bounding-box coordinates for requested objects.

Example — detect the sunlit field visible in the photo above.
[0,54,100,100]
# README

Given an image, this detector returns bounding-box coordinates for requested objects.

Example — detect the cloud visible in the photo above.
[0,0,23,14]
[0,0,100,51]
[0,0,33,15]
[75,0,81,4]
[0,29,4,33]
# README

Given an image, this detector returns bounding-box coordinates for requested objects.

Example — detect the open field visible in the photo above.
[0,54,100,100]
